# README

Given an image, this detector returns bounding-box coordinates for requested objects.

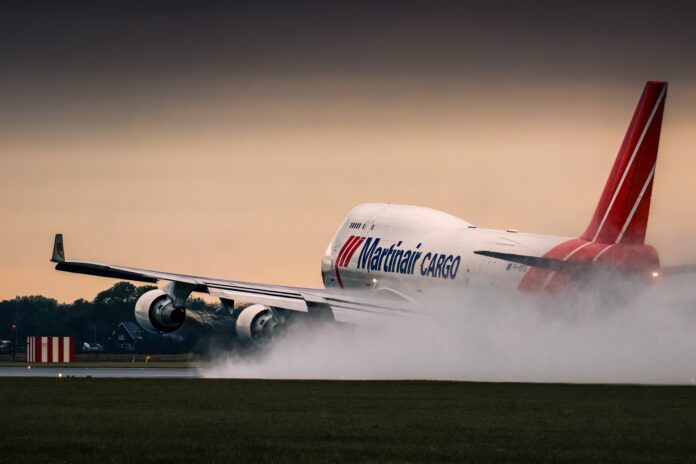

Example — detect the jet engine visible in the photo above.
[235,304,281,343]
[134,289,186,334]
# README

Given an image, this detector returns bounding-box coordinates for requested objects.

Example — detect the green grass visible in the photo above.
[1,379,695,463]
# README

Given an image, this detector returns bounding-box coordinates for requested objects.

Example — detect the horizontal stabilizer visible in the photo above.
[476,250,694,280]
[474,250,593,274]
[658,264,696,277]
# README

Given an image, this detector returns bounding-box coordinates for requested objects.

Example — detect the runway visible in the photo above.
[0,366,200,378]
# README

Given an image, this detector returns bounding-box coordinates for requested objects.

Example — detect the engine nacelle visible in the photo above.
[235,304,281,343]
[135,289,186,334]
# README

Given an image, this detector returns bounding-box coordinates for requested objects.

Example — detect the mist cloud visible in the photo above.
[202,276,696,385]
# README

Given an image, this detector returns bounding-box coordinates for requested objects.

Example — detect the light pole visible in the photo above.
[11,321,17,362]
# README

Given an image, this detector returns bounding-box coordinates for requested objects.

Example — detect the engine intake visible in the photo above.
[135,289,186,334]
[236,304,281,343]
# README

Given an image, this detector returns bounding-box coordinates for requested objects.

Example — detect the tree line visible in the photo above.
[0,282,233,354]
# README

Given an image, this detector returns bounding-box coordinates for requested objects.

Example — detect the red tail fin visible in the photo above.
[581,81,667,245]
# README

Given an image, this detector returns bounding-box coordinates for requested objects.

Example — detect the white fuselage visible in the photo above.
[321,203,569,297]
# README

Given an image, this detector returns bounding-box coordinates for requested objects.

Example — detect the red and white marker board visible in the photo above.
[26,336,75,363]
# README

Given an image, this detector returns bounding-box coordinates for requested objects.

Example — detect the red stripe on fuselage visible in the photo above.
[335,235,357,289]
[341,237,365,267]
[338,236,356,267]
[338,236,357,264]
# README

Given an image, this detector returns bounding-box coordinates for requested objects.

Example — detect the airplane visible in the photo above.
[51,80,691,344]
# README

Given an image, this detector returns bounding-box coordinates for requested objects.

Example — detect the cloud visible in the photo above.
[203,275,696,385]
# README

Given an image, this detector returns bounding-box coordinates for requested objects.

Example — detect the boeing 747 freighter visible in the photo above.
[51,81,691,343]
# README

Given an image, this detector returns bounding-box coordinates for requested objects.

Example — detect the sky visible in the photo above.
[2,0,696,302]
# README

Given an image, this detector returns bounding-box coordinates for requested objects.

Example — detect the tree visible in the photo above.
[0,282,227,354]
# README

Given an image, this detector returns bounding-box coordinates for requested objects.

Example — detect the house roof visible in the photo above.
[118,321,143,339]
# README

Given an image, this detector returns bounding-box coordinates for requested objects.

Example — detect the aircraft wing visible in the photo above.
[51,234,422,324]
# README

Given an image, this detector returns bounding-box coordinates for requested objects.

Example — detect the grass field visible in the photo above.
[1,379,695,463]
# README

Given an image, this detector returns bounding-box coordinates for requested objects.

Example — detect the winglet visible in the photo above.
[51,234,66,263]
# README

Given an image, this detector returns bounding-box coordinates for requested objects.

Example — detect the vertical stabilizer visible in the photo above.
[581,81,667,245]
